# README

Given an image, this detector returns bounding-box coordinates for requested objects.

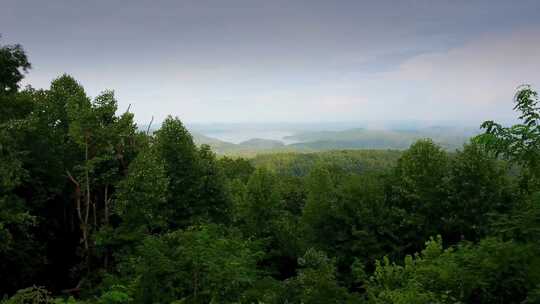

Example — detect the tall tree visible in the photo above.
[193,144,231,224]
[154,116,201,228]
[237,168,282,238]
[389,139,449,252]
[444,143,515,242]
[99,147,170,263]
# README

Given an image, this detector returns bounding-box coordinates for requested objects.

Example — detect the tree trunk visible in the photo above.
[84,138,90,251]
[103,185,110,270]
[67,170,83,245]
[104,185,109,225]
[92,198,97,228]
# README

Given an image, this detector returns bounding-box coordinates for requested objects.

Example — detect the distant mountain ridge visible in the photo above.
[190,126,477,155]
[285,127,475,151]
[238,138,285,149]
[191,132,292,155]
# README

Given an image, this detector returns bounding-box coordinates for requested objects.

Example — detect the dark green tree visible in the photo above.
[97,148,170,264]
[118,225,261,304]
[389,139,449,251]
[0,38,31,93]
[237,168,282,238]
[154,118,231,227]
[365,236,540,304]
[286,248,356,303]
[193,145,231,224]
[444,143,515,242]
[300,166,338,247]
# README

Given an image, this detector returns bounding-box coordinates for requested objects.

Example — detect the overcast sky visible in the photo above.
[2,0,540,124]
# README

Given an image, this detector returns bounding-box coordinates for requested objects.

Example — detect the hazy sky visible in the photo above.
[2,0,540,124]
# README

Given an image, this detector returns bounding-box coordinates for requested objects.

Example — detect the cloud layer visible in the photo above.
[2,0,539,124]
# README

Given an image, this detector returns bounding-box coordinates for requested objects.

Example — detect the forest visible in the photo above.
[2,40,540,304]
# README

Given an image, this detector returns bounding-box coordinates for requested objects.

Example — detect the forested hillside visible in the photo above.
[249,150,402,176]
[2,40,540,304]
[191,133,294,156]
[286,127,473,151]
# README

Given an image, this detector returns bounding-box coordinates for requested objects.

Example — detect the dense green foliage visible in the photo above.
[249,150,402,176]
[2,40,540,304]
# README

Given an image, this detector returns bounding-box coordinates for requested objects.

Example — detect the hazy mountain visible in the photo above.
[145,122,480,155]
[286,127,476,151]
[238,138,285,149]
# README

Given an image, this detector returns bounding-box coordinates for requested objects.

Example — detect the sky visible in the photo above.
[2,0,540,124]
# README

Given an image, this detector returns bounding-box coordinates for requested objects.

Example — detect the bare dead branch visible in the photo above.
[146,115,154,135]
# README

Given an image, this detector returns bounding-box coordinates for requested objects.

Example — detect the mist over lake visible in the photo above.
[186,121,481,145]
[190,128,298,144]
